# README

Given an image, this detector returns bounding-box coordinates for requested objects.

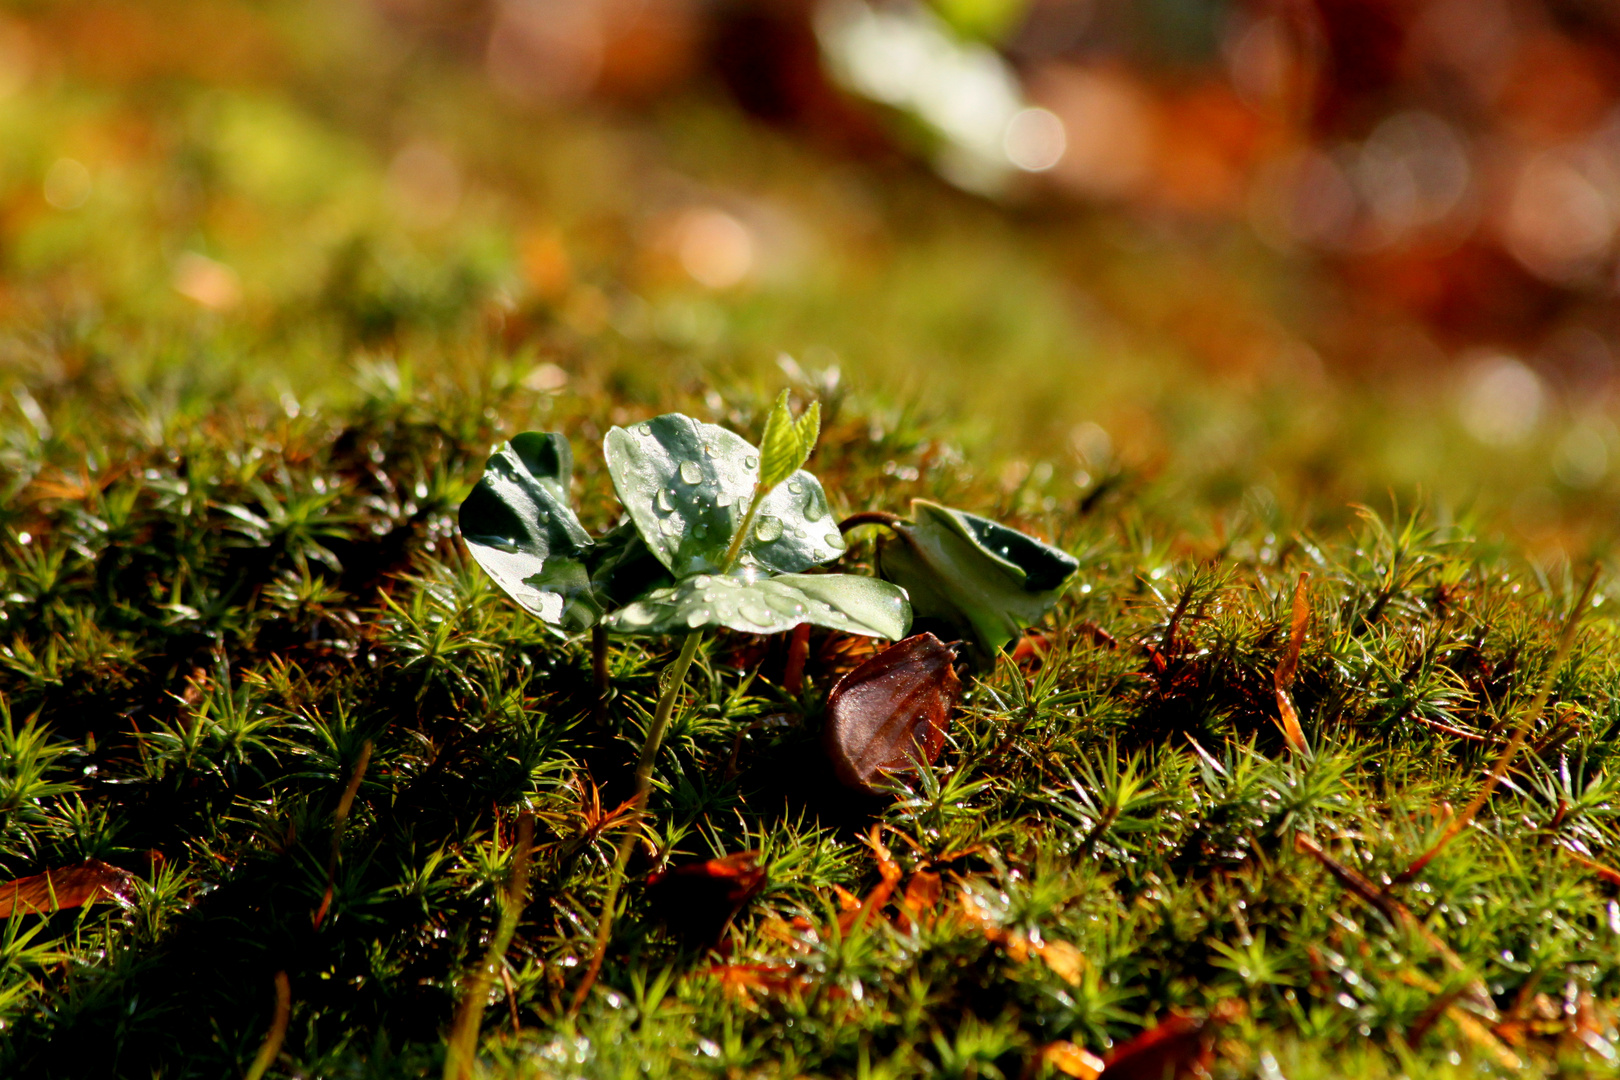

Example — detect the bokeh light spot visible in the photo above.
[1458,354,1544,447]
[1004,107,1065,172]
[43,158,92,210]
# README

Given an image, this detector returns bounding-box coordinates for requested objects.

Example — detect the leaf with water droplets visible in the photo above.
[459,433,598,627]
[603,413,847,578]
[823,633,961,794]
[603,572,911,639]
[877,500,1079,654]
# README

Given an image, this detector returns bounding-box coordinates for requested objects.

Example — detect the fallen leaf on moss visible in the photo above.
[647,850,766,944]
[1097,1014,1211,1080]
[1039,1040,1105,1079]
[824,633,960,794]
[0,860,139,918]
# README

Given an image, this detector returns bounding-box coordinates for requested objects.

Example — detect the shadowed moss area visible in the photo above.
[5,2,1620,1078]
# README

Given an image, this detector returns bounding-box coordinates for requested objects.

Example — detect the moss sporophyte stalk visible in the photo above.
[456,390,1077,1017]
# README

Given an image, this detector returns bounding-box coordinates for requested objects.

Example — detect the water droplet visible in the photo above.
[739,601,773,626]
[636,424,653,437]
[793,527,806,539]
[716,493,733,508]
[679,461,703,485]
[703,444,716,457]
[826,532,846,549]
[745,455,758,469]
[657,489,675,511]
[693,523,708,539]
[787,481,802,494]
[693,575,713,587]
[660,517,681,537]
[686,608,711,628]
[804,500,825,522]
[755,516,784,542]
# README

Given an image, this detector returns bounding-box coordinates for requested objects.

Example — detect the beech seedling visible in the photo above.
[459,393,1080,1009]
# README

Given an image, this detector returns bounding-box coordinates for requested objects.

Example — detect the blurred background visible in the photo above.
[3,0,1620,557]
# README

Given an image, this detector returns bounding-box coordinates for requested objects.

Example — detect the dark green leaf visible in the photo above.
[458,433,595,626]
[877,500,1078,653]
[603,414,846,579]
[586,521,675,609]
[602,571,910,639]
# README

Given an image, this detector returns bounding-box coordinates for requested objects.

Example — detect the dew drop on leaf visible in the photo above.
[660,517,681,536]
[693,523,708,539]
[826,532,846,549]
[693,575,712,586]
[787,481,802,494]
[793,527,806,539]
[739,601,773,626]
[658,489,675,511]
[716,493,733,508]
[636,424,653,437]
[755,516,784,542]
[679,461,703,485]
[804,500,825,522]
[745,455,758,470]
[702,444,716,457]
[686,608,711,628]
[619,605,656,626]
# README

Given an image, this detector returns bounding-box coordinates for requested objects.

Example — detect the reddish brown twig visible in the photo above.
[445,811,536,1080]
[783,623,811,695]
[313,740,372,930]
[244,971,291,1080]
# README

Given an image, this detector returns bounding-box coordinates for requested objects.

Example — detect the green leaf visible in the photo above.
[458,433,596,627]
[758,391,821,491]
[603,572,911,639]
[603,413,847,579]
[877,500,1078,653]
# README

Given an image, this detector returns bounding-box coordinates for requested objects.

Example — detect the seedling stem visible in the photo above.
[572,482,770,1011]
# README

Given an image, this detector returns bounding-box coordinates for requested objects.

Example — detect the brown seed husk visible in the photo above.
[823,632,960,794]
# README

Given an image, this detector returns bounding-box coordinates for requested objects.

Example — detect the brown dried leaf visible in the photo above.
[901,869,942,920]
[1098,1014,1212,1080]
[839,826,902,933]
[1273,571,1310,753]
[703,961,810,1003]
[0,859,139,918]
[1036,939,1087,985]
[824,633,960,794]
[646,850,767,944]
[1274,571,1310,690]
[1039,1041,1105,1079]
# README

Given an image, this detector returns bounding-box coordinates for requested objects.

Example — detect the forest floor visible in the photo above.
[5,4,1620,1077]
